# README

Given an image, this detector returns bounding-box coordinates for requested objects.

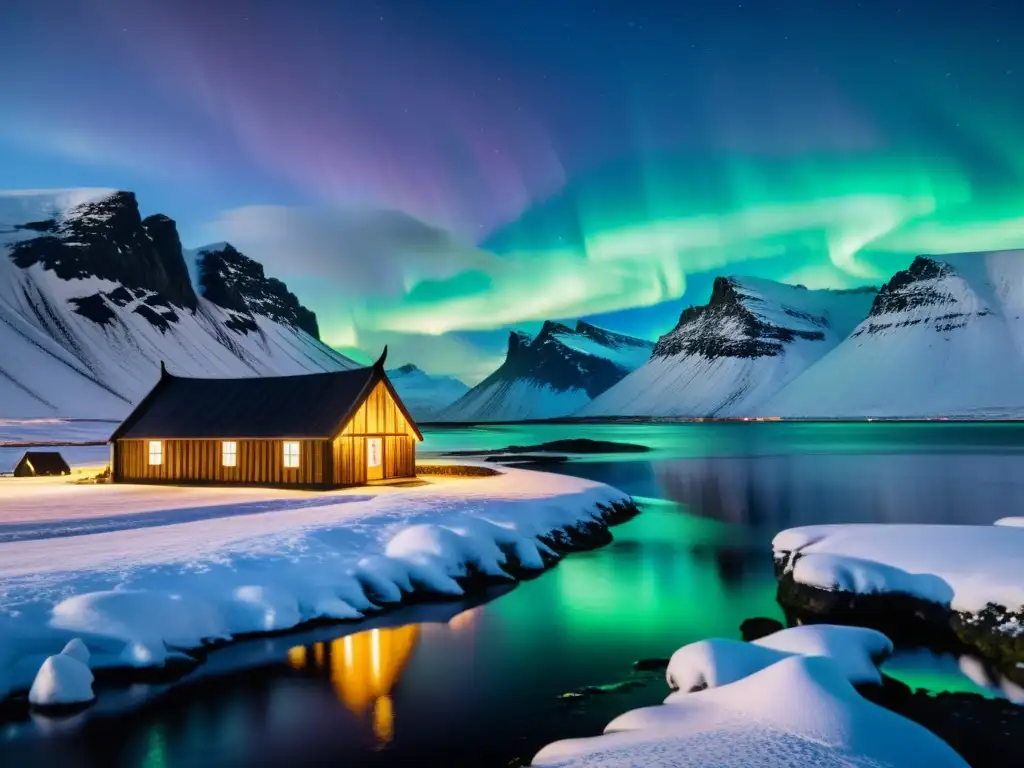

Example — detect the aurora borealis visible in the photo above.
[3,0,1023,381]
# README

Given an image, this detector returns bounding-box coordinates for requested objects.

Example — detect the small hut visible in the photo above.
[108,348,422,489]
[14,451,72,477]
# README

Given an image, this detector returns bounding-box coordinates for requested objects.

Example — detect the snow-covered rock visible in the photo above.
[773,524,1024,615]
[386,363,469,420]
[666,625,892,692]
[579,277,875,417]
[767,251,1024,418]
[773,523,1024,683]
[438,320,653,421]
[60,638,90,665]
[532,654,967,767]
[0,189,358,420]
[0,464,632,700]
[28,653,95,707]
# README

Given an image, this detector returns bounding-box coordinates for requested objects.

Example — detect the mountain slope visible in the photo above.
[437,320,653,421]
[579,277,876,417]
[386,364,469,420]
[0,190,357,419]
[766,252,1024,418]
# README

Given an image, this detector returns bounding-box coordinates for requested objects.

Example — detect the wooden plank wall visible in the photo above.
[114,438,331,487]
[333,435,368,486]
[333,381,418,483]
[339,381,416,438]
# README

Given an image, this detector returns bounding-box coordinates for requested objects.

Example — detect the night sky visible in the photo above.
[3,0,1022,381]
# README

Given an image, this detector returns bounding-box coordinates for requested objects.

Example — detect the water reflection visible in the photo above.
[287,625,421,744]
[284,606,483,746]
[654,453,1024,529]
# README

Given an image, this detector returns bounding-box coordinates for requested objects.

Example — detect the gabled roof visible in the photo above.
[16,451,71,475]
[110,348,423,441]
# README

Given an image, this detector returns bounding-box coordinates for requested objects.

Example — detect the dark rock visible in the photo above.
[484,454,571,466]
[632,658,670,671]
[447,438,649,457]
[455,320,652,403]
[855,256,994,337]
[774,553,1024,685]
[858,674,1024,768]
[653,276,836,360]
[197,244,320,338]
[142,214,197,310]
[68,293,117,325]
[8,191,198,313]
[739,617,785,641]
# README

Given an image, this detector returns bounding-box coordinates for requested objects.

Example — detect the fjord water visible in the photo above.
[8,422,1024,767]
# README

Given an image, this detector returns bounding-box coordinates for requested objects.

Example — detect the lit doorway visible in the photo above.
[367,437,383,481]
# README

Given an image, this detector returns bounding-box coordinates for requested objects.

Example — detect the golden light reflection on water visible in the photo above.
[286,609,481,745]
[287,624,420,744]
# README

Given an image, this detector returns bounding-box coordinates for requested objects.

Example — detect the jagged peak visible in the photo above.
[391,363,421,375]
[537,320,575,338]
[196,244,320,339]
[507,330,535,357]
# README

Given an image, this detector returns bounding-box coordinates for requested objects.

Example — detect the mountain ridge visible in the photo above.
[0,189,356,419]
[436,319,653,421]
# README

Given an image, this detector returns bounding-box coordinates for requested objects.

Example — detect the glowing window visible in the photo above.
[367,438,382,468]
[283,441,300,468]
[148,441,162,466]
[222,441,237,467]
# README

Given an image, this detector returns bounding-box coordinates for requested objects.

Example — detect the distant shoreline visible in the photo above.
[420,416,1024,427]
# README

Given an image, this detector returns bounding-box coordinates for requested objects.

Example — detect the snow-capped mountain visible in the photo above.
[436,320,653,421]
[385,363,469,420]
[766,251,1024,418]
[579,277,876,417]
[0,189,357,419]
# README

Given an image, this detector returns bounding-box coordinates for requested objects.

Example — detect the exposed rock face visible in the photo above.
[654,277,859,359]
[142,214,196,310]
[855,256,989,336]
[580,277,877,418]
[437,320,653,421]
[197,244,320,339]
[8,191,199,312]
[765,250,1024,418]
[0,189,357,419]
[503,320,652,398]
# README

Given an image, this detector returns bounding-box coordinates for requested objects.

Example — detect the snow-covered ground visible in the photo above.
[773,524,1024,615]
[533,625,966,767]
[0,465,629,702]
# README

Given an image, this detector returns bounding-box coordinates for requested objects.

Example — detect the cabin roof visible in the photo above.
[111,360,422,441]
[17,451,71,474]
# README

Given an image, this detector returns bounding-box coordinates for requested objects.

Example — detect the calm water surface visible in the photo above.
[6,422,1024,767]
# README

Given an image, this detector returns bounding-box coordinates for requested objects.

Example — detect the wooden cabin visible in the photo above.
[14,451,71,477]
[108,349,422,489]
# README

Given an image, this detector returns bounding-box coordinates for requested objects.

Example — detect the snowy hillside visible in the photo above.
[0,189,357,420]
[386,364,469,420]
[767,251,1024,418]
[436,321,653,421]
[580,277,876,417]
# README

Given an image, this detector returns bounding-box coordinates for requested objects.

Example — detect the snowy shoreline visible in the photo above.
[0,464,636,710]
[772,524,1024,683]
[532,625,969,767]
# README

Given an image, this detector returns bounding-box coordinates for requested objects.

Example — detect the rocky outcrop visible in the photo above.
[653,277,867,359]
[8,191,199,312]
[437,320,653,421]
[196,243,320,338]
[773,551,1024,688]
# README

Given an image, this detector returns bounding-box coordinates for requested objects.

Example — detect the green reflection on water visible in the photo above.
[493,500,783,654]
